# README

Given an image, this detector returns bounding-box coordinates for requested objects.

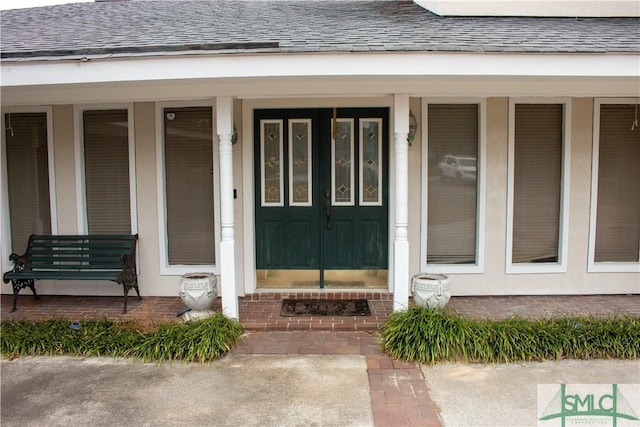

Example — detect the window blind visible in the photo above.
[427,104,478,264]
[594,104,640,262]
[5,112,51,252]
[164,107,216,265]
[512,104,563,263]
[83,109,131,234]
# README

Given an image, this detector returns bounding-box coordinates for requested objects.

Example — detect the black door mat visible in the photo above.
[281,299,371,317]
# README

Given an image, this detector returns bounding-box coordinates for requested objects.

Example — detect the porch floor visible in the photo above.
[2,292,638,330]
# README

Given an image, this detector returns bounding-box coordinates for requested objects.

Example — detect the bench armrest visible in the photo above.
[9,252,29,272]
[3,252,29,283]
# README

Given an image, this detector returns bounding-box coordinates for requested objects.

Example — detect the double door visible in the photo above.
[254,108,389,289]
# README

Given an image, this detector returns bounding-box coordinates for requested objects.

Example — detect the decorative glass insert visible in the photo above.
[332,119,354,205]
[360,119,382,206]
[261,120,283,206]
[289,119,312,206]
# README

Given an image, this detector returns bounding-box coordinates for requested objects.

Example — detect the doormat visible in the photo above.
[281,299,371,317]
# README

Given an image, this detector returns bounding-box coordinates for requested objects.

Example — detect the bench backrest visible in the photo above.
[25,234,137,272]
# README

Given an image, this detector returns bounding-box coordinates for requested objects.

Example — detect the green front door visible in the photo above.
[254,108,389,289]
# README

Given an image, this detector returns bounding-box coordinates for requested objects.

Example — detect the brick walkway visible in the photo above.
[2,292,638,427]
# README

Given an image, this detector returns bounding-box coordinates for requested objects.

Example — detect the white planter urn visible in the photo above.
[411,274,450,309]
[179,273,217,321]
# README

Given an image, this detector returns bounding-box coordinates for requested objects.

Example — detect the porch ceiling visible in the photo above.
[1,74,638,106]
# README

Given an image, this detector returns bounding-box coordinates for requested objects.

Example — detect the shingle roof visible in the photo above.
[1,0,639,59]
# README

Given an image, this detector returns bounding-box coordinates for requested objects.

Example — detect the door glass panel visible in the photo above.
[261,120,283,206]
[360,119,382,206]
[289,119,312,206]
[332,119,354,205]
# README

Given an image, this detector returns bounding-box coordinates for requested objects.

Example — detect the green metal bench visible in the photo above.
[3,234,139,313]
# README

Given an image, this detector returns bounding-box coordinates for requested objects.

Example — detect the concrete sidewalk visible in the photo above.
[423,359,640,427]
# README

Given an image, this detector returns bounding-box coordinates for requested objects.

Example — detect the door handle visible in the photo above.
[324,189,332,230]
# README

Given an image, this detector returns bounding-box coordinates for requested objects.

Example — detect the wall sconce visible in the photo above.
[407,110,418,146]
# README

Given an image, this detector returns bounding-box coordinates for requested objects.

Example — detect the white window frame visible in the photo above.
[260,119,284,207]
[506,98,571,274]
[74,103,138,235]
[588,98,640,273]
[288,118,312,207]
[1,106,58,273]
[155,101,221,276]
[420,98,486,274]
[331,118,355,206]
[359,118,383,207]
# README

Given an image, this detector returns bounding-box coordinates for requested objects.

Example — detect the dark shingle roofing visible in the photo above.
[1,0,639,59]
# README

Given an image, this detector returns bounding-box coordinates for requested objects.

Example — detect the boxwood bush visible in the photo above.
[1,313,243,363]
[380,306,640,364]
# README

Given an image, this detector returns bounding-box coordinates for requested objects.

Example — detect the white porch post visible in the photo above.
[216,96,239,319]
[393,94,410,312]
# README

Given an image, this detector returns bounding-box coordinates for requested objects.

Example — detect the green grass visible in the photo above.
[380,306,640,364]
[1,313,244,363]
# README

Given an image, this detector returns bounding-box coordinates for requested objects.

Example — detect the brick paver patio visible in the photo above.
[2,292,638,427]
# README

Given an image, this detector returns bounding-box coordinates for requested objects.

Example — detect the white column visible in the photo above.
[216,97,239,319]
[393,94,410,312]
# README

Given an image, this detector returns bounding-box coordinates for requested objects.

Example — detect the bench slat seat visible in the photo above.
[4,271,121,280]
[3,234,139,313]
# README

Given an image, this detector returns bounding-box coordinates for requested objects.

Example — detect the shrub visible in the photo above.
[1,313,243,363]
[379,306,640,364]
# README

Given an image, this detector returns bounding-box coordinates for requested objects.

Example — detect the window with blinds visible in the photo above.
[427,104,479,264]
[164,107,216,265]
[5,112,52,252]
[594,104,640,263]
[83,110,131,234]
[511,104,563,264]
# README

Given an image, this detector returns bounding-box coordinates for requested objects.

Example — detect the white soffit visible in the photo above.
[414,0,640,17]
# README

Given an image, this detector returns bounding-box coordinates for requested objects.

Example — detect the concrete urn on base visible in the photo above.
[179,273,217,321]
[411,274,450,309]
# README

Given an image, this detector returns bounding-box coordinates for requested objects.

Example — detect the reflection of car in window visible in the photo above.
[438,155,477,181]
